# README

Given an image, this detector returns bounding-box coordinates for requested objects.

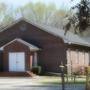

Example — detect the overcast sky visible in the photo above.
[0,0,80,9]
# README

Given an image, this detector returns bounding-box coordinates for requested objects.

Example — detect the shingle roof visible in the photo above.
[0,17,90,47]
[40,24,90,47]
[22,18,90,47]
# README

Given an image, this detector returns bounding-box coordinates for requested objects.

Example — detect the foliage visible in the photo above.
[31,66,42,75]
[18,2,57,23]
[73,66,86,75]
[0,3,15,27]
[18,2,67,28]
[85,66,90,75]
[64,0,90,35]
[0,2,67,30]
[86,66,90,90]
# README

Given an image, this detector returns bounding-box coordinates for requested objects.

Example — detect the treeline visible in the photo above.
[0,2,67,30]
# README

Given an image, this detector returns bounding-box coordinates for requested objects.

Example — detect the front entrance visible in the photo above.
[9,52,25,72]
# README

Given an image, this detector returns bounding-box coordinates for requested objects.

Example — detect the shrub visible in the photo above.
[85,66,90,75]
[72,66,86,75]
[85,67,90,90]
[31,66,41,75]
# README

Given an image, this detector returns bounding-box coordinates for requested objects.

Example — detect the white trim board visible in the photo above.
[0,38,40,51]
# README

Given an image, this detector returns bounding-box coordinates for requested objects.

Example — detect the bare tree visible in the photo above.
[0,3,15,28]
[18,2,67,28]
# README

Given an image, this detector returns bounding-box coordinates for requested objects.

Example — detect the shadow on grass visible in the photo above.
[41,82,85,85]
[13,85,61,87]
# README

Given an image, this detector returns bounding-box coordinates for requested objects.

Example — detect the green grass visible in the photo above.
[36,76,86,85]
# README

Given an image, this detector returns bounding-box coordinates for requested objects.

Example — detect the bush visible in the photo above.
[72,66,86,75]
[86,66,90,75]
[31,66,41,75]
[85,67,90,90]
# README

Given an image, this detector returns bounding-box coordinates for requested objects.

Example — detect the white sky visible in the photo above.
[0,0,80,9]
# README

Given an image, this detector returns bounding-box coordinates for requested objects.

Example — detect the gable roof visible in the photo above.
[0,17,90,47]
[0,38,40,51]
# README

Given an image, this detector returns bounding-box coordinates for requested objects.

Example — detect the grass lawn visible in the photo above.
[35,76,86,85]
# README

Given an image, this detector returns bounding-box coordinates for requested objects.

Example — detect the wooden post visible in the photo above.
[59,62,65,90]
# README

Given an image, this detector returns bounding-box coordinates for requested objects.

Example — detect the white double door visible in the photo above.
[9,52,25,72]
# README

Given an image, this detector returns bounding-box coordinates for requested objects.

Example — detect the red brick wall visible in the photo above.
[3,40,31,71]
[0,20,66,73]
